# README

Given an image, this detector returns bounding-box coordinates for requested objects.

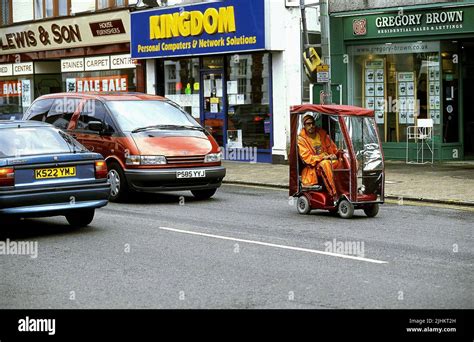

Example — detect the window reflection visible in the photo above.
[226,53,271,149]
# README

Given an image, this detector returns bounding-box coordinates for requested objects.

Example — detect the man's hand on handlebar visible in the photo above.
[324,154,337,160]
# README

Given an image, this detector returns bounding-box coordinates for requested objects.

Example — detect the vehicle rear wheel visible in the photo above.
[107,162,129,202]
[296,196,311,215]
[66,209,95,227]
[363,203,379,217]
[191,188,217,200]
[338,199,354,219]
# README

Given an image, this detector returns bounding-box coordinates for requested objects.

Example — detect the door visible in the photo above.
[74,100,115,158]
[201,71,225,147]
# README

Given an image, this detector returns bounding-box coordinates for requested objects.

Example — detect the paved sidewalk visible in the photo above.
[222,160,474,206]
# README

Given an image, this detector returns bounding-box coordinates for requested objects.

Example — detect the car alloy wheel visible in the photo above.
[107,169,121,198]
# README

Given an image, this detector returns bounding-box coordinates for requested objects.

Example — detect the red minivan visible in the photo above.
[24,93,226,201]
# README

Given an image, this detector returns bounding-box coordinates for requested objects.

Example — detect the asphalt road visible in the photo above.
[1,184,473,309]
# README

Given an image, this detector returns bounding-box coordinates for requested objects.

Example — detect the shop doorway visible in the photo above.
[462,41,474,158]
[200,70,226,147]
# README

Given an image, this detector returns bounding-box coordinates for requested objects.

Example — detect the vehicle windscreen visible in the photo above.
[105,100,201,132]
[344,116,383,172]
[0,127,86,158]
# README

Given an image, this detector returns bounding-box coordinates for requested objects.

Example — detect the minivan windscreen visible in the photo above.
[105,101,201,133]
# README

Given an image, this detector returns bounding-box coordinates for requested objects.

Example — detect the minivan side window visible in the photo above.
[25,99,55,122]
[77,100,115,133]
[46,97,81,130]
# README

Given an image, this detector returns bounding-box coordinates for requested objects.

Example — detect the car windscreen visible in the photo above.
[0,127,86,158]
[105,100,201,132]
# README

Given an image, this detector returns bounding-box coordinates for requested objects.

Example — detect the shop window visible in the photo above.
[0,78,33,116]
[226,53,271,149]
[71,0,95,14]
[62,69,137,93]
[34,0,43,19]
[162,58,200,118]
[58,0,68,15]
[97,0,109,9]
[348,42,441,143]
[0,0,11,26]
[97,0,130,9]
[35,0,71,18]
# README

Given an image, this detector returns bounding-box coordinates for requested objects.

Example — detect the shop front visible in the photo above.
[330,3,474,160]
[130,0,272,162]
[0,9,144,116]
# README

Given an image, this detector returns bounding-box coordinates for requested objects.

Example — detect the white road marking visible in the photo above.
[158,226,388,264]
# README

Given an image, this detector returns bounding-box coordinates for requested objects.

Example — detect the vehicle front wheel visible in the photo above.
[296,196,311,215]
[66,209,95,227]
[191,188,217,200]
[107,162,129,202]
[363,203,379,217]
[338,199,354,219]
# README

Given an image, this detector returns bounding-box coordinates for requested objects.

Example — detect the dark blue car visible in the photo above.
[0,121,110,227]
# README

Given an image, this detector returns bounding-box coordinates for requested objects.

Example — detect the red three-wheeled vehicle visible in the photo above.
[289,104,385,218]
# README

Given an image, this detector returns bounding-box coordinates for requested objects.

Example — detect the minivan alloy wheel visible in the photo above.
[107,169,121,198]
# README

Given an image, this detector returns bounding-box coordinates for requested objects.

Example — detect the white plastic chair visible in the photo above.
[406,119,434,164]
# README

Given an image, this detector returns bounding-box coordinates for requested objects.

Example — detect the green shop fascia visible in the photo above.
[328,2,474,161]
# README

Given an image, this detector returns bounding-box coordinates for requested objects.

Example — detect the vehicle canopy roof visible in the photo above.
[290,104,374,117]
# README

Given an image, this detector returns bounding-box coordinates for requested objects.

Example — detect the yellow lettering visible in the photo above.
[218,6,236,33]
[149,5,236,40]
[164,13,180,38]
[178,12,191,36]
[149,15,162,39]
[190,11,203,36]
[203,8,219,34]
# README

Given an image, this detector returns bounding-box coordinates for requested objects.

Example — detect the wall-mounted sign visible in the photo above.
[89,19,126,37]
[84,56,109,71]
[13,62,34,75]
[316,64,329,83]
[0,63,13,76]
[61,58,84,72]
[61,54,136,73]
[110,54,137,69]
[0,81,22,96]
[130,0,265,59]
[345,6,474,40]
[66,75,128,92]
[0,10,130,55]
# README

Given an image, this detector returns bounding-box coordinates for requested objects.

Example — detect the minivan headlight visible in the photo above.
[125,155,167,165]
[204,153,221,163]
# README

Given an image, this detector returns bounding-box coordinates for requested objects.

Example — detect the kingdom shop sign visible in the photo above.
[130,0,265,59]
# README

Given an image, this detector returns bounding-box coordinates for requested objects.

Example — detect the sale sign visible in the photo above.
[0,81,22,96]
[66,75,128,92]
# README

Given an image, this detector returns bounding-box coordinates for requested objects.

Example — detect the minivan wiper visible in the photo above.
[132,125,205,133]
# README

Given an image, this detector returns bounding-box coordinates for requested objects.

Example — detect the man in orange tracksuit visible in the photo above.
[298,114,339,197]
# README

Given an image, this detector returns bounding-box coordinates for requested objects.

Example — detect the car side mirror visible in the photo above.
[88,121,104,132]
